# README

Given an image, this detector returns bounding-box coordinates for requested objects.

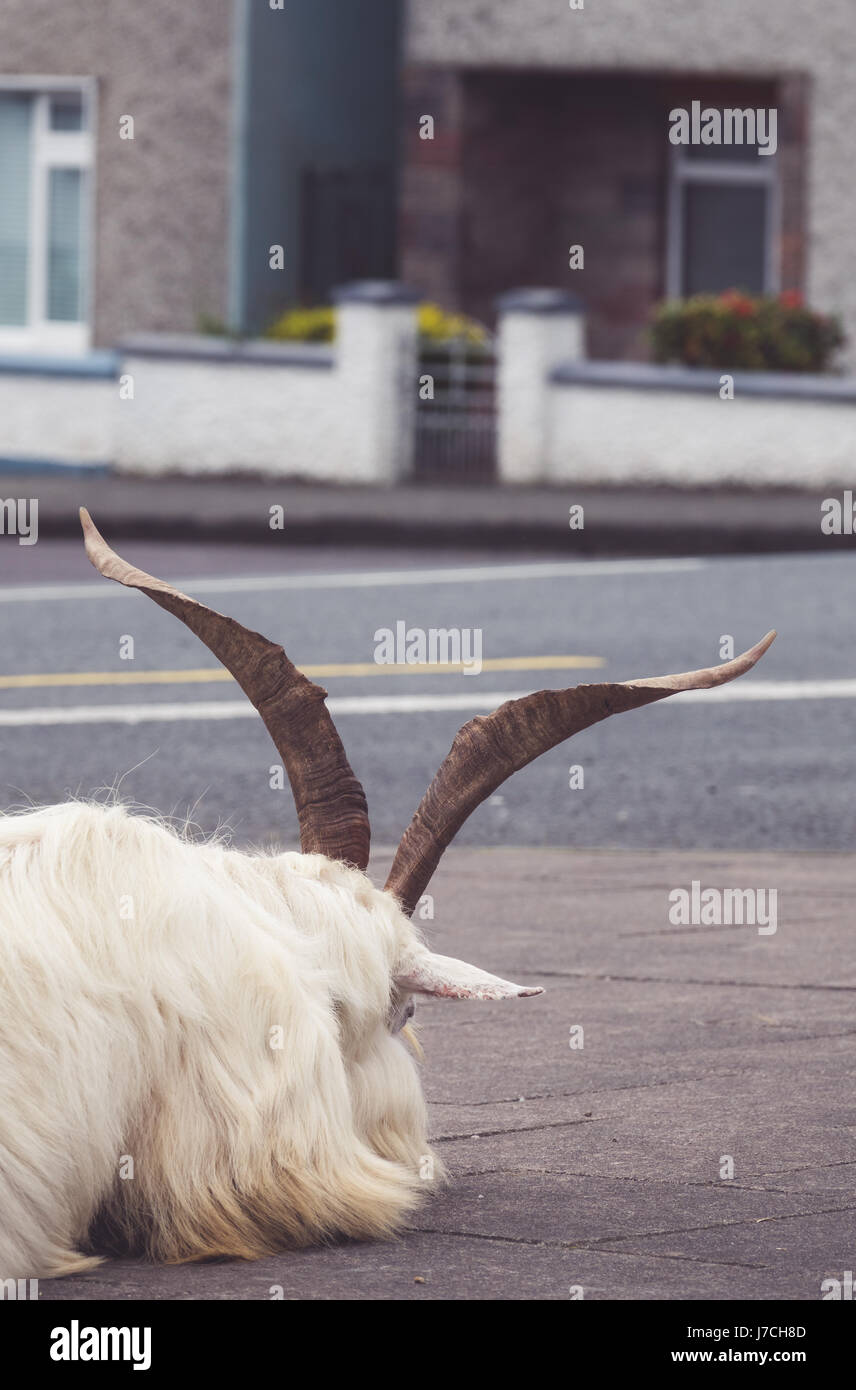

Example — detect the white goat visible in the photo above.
[0,511,775,1277]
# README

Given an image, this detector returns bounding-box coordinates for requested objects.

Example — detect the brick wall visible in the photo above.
[398,66,465,313]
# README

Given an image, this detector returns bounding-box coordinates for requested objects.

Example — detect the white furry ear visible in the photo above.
[394,951,543,1002]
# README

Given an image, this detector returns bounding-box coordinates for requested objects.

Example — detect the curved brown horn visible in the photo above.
[79,508,370,869]
[385,631,776,916]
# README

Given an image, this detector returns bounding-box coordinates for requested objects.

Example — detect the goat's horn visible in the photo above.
[385,631,776,916]
[79,508,370,869]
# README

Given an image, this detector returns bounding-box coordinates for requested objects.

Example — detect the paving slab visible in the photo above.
[33,846,856,1301]
[33,1234,798,1302]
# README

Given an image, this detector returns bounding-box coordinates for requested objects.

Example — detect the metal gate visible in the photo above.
[413,339,497,483]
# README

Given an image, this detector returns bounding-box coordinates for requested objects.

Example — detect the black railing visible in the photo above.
[414,340,497,483]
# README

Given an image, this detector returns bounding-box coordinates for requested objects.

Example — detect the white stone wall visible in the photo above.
[115,350,339,479]
[545,380,856,488]
[406,0,856,370]
[0,373,115,465]
[0,290,420,480]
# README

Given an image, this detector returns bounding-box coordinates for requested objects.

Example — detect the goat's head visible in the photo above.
[79,508,775,1024]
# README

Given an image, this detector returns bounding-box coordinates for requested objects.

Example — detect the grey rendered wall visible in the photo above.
[0,0,233,347]
[405,0,856,368]
[240,0,402,335]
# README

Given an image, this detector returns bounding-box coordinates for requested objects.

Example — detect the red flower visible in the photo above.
[720,289,755,317]
[778,289,803,309]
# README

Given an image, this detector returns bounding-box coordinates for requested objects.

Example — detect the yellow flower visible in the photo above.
[265,301,489,347]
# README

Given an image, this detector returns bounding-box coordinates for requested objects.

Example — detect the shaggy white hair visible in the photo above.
[0,801,435,1279]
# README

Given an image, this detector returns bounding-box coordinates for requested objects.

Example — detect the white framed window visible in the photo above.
[666,141,779,299]
[0,78,95,355]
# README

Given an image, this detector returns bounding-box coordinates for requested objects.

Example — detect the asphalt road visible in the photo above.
[0,538,854,856]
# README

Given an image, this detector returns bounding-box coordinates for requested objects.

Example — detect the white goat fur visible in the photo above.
[0,801,437,1279]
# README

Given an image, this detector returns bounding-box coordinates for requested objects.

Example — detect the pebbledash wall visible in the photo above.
[0,0,233,347]
[402,0,856,372]
[0,283,420,482]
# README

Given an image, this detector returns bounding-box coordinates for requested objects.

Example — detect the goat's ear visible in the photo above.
[394,950,543,1002]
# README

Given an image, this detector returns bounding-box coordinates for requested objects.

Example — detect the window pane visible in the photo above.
[47,167,85,321]
[49,94,85,132]
[0,95,32,326]
[682,183,767,295]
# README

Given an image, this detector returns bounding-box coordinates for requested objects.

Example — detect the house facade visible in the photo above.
[3,0,851,369]
[399,0,855,365]
[0,0,401,357]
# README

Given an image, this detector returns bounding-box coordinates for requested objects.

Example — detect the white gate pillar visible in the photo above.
[334,281,421,483]
[496,289,585,483]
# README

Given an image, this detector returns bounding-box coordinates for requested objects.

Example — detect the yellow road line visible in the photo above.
[0,654,605,690]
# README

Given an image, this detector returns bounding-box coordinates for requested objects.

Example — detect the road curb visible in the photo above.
[0,472,845,555]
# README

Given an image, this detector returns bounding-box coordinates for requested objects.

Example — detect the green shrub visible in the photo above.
[196,312,232,338]
[650,290,844,372]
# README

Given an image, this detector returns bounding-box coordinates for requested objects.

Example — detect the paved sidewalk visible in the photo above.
[0,471,842,555]
[38,846,855,1301]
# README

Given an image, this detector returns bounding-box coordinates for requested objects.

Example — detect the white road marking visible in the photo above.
[672,679,856,702]
[0,695,517,726]
[0,557,704,603]
[0,679,855,727]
